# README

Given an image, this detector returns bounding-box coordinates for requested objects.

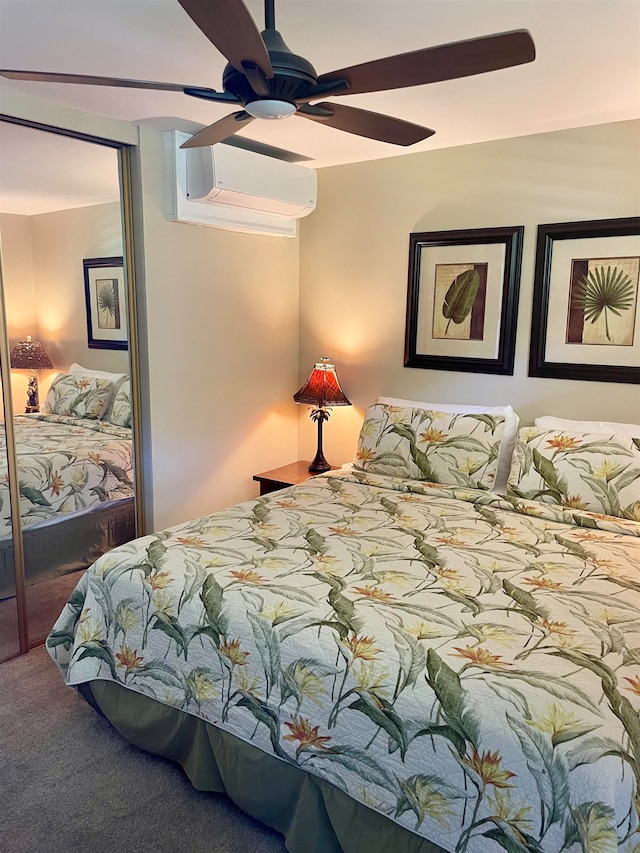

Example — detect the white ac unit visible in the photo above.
[165,130,317,238]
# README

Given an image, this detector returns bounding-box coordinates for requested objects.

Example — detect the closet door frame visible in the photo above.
[0,114,146,655]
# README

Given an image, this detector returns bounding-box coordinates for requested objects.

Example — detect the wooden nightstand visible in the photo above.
[253,461,337,496]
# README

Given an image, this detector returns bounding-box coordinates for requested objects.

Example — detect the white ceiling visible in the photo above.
[0,0,639,214]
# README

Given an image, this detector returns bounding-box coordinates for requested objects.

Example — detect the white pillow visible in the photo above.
[69,363,127,419]
[534,416,640,438]
[377,397,519,493]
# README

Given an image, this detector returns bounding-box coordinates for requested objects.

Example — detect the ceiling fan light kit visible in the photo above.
[0,0,536,154]
[244,99,297,119]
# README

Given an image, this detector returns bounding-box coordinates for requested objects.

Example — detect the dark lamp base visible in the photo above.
[308,454,331,473]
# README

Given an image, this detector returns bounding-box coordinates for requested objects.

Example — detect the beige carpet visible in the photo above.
[0,645,288,853]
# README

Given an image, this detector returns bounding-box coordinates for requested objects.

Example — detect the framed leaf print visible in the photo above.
[83,256,128,350]
[404,225,523,375]
[529,217,640,383]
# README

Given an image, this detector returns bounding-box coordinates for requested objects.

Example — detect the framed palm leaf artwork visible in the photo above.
[529,218,640,384]
[404,225,523,374]
[83,256,128,350]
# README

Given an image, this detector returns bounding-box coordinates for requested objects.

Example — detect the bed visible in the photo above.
[46,403,640,853]
[0,369,135,597]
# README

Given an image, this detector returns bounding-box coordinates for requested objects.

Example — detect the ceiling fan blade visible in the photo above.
[177,0,273,79]
[298,103,434,146]
[317,30,535,95]
[223,136,313,163]
[180,111,255,148]
[0,69,236,101]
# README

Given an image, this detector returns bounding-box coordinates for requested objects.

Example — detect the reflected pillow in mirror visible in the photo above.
[42,373,114,420]
[68,363,127,420]
[109,379,131,427]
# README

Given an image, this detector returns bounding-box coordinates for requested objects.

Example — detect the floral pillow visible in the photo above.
[353,403,505,490]
[42,373,114,420]
[109,379,131,427]
[507,428,640,519]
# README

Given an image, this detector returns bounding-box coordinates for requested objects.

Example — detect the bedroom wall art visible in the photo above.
[83,256,128,350]
[529,217,640,384]
[404,225,523,375]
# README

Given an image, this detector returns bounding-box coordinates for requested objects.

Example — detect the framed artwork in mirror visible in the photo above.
[83,256,128,350]
[404,225,523,375]
[529,217,640,384]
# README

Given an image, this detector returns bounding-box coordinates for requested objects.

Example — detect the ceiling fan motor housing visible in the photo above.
[222,28,317,106]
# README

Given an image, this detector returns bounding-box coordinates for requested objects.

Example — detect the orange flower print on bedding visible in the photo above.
[352,585,396,602]
[149,570,172,591]
[562,495,589,510]
[176,535,207,547]
[523,577,564,590]
[340,633,381,661]
[546,434,582,451]
[540,619,575,637]
[49,471,64,496]
[452,646,512,669]
[463,748,516,789]
[115,644,144,674]
[228,568,266,584]
[219,638,249,667]
[420,427,448,444]
[354,447,376,464]
[624,675,640,696]
[284,716,332,752]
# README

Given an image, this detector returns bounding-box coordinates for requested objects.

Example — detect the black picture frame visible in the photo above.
[529,217,640,384]
[404,225,523,375]
[83,256,128,350]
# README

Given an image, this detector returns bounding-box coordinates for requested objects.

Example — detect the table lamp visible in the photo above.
[294,357,351,473]
[10,335,53,412]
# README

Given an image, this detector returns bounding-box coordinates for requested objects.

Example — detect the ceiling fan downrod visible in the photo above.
[264,0,275,31]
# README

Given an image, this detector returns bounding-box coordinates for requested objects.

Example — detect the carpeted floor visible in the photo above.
[0,644,288,853]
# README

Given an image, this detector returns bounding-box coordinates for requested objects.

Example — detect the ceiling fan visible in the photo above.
[1,0,536,151]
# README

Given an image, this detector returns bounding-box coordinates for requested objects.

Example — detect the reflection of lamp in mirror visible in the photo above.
[10,336,53,412]
[294,357,351,473]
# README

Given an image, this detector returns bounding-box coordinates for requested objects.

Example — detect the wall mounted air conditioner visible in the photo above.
[165,130,317,238]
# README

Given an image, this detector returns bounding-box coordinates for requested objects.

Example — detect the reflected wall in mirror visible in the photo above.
[0,120,138,656]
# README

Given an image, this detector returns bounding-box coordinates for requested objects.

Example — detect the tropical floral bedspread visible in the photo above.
[0,413,133,536]
[47,470,640,853]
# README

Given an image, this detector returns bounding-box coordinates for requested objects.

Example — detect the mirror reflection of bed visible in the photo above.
[0,121,137,657]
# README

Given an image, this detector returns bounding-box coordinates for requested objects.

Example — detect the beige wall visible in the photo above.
[299,120,640,467]
[136,125,300,531]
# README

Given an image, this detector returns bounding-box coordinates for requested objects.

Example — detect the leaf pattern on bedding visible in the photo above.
[48,471,640,853]
[354,404,505,489]
[508,428,640,518]
[0,413,133,533]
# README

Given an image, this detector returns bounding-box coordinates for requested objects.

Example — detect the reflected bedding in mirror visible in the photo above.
[0,412,133,597]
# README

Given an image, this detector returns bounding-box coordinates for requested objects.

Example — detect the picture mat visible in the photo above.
[545,234,640,366]
[87,265,128,344]
[416,242,505,359]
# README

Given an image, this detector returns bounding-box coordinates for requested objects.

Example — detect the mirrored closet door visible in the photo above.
[0,117,142,659]
[0,352,19,660]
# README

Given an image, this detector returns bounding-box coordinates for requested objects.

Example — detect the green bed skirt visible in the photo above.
[80,680,447,853]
